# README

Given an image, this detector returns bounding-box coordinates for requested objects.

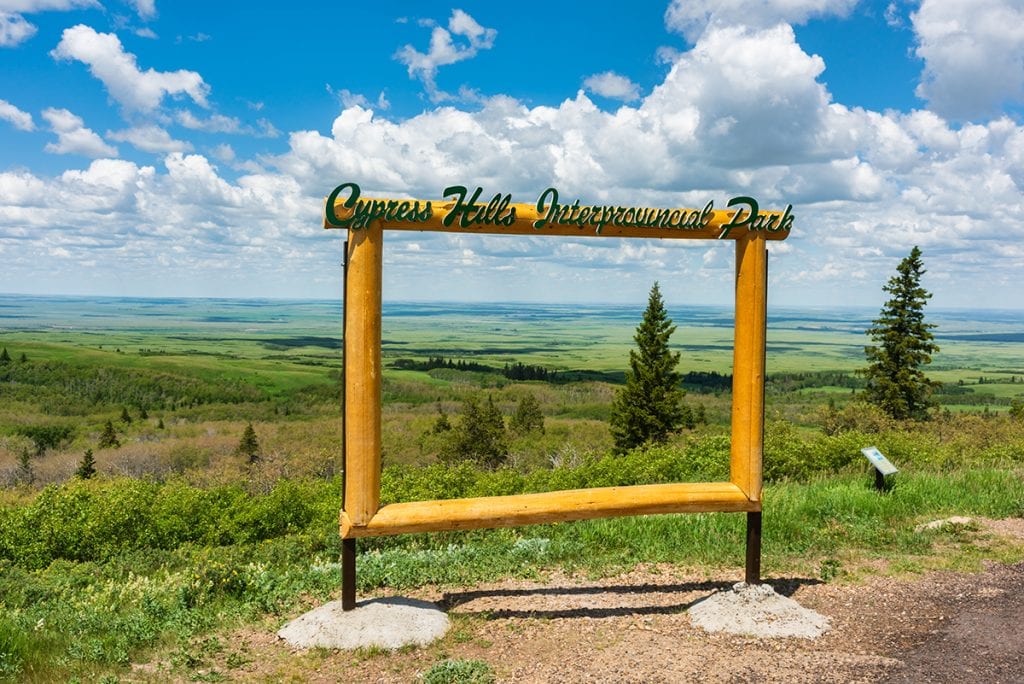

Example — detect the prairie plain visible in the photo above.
[0,294,1022,681]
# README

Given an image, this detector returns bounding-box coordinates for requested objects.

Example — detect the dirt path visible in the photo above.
[184,519,1024,682]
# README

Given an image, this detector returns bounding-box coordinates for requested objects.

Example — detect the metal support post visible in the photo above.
[745,511,762,585]
[341,538,357,610]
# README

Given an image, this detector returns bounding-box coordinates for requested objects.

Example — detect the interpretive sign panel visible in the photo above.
[861,446,898,476]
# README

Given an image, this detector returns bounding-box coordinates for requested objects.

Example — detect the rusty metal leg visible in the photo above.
[342,538,357,611]
[745,511,762,585]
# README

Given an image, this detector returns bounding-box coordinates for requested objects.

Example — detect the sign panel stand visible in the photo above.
[861,446,897,492]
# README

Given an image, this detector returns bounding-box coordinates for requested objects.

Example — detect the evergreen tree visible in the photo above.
[237,422,260,464]
[1010,398,1024,421]
[157,417,165,430]
[76,449,97,479]
[17,449,33,484]
[0,347,9,365]
[431,403,452,433]
[445,395,508,468]
[98,420,120,449]
[120,406,132,424]
[18,352,26,363]
[609,283,685,453]
[510,393,545,435]
[139,407,148,420]
[862,246,939,420]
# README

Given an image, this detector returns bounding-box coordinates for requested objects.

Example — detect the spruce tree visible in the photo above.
[0,347,9,365]
[862,246,939,420]
[446,395,508,468]
[609,282,685,453]
[1009,398,1023,420]
[510,393,545,435]
[98,420,120,449]
[120,407,132,424]
[431,403,452,433]
[76,449,97,479]
[237,422,260,464]
[17,449,33,484]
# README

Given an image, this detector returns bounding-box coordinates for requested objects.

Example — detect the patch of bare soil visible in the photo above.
[157,518,1024,683]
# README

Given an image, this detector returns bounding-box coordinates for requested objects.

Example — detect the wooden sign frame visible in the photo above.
[326,187,786,609]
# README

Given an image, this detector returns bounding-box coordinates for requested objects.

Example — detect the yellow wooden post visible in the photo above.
[730,233,767,503]
[344,223,384,526]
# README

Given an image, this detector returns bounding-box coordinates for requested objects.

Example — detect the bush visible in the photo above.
[423,659,495,684]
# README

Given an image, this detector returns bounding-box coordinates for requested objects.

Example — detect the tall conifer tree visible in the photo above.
[610,283,685,452]
[863,246,939,420]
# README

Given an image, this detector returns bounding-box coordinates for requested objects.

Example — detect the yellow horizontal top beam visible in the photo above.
[340,481,758,538]
[324,184,793,241]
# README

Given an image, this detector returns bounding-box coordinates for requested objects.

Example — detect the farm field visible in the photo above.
[0,294,1022,681]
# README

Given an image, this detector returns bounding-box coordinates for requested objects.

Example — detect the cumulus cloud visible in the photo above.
[912,0,1024,120]
[42,107,118,157]
[394,8,496,101]
[4,20,1024,305]
[51,24,210,111]
[665,0,858,42]
[583,72,641,102]
[107,125,191,153]
[0,98,34,130]
[0,10,35,46]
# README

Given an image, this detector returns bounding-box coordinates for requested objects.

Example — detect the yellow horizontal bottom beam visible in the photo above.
[340,482,758,539]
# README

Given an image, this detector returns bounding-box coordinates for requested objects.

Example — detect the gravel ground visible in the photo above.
[156,517,1024,683]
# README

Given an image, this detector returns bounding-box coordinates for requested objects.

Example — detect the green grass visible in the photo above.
[0,460,1021,680]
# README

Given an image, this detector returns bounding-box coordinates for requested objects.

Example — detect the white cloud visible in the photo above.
[5,20,1024,306]
[176,109,243,133]
[912,0,1024,120]
[134,27,156,39]
[51,24,210,111]
[0,10,35,46]
[42,107,118,157]
[0,1,96,10]
[0,98,34,130]
[665,0,858,42]
[126,0,155,20]
[583,72,641,102]
[394,8,496,101]
[884,2,903,28]
[210,143,234,163]
[326,85,391,111]
[175,109,280,138]
[107,125,191,153]
[0,1,96,48]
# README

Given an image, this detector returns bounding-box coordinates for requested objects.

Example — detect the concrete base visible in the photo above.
[689,582,830,639]
[277,597,450,650]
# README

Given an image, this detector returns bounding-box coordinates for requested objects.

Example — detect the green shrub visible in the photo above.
[0,615,27,677]
[423,659,495,684]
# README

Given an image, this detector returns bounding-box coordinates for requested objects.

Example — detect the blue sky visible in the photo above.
[1,0,1023,308]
